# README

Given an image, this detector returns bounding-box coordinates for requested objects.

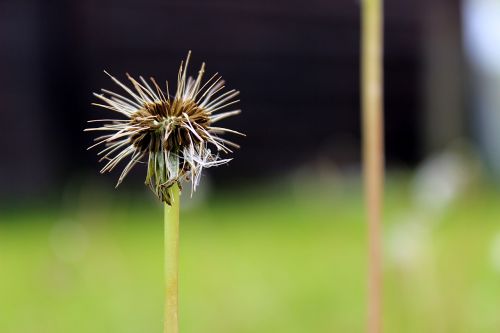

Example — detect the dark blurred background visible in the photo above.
[0,0,469,200]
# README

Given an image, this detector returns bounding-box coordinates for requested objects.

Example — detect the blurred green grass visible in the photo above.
[1,176,500,332]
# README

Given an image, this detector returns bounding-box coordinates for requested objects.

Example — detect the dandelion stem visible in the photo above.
[164,183,180,333]
[361,0,384,332]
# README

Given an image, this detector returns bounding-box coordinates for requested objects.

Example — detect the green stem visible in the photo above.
[164,184,180,333]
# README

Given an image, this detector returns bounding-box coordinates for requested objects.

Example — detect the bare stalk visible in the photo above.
[361,0,384,332]
[164,184,180,333]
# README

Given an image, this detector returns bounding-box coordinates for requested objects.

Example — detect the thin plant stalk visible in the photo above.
[361,0,384,332]
[164,184,180,333]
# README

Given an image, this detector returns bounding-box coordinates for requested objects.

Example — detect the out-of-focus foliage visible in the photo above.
[1,176,499,333]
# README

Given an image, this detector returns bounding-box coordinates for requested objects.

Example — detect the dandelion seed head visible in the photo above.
[86,52,243,204]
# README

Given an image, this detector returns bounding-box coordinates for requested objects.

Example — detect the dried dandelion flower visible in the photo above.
[86,52,243,204]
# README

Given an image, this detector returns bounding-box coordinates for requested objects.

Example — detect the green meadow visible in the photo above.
[1,176,499,332]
